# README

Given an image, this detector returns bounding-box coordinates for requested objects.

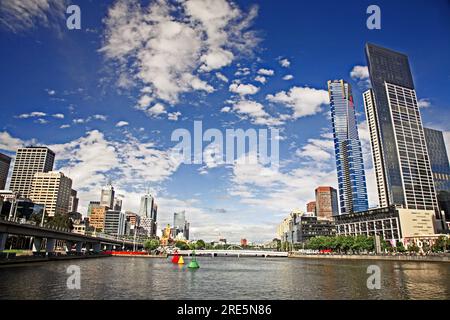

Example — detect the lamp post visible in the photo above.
[40,204,46,227]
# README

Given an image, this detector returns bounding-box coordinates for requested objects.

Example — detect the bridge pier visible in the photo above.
[85,242,92,253]
[75,242,83,254]
[0,233,7,251]
[93,243,101,253]
[46,238,56,255]
[32,237,42,253]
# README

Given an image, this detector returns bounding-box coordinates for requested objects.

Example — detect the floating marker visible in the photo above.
[178,256,184,264]
[188,250,200,269]
[171,252,179,264]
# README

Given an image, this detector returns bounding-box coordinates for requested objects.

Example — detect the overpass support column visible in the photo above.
[104,244,112,251]
[76,242,83,254]
[32,237,42,254]
[93,243,101,253]
[0,233,7,251]
[46,238,56,255]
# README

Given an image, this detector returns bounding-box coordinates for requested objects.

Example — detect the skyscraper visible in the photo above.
[68,189,79,213]
[0,153,11,190]
[365,43,439,215]
[424,127,450,223]
[100,182,115,209]
[173,210,189,239]
[10,147,55,198]
[315,187,338,219]
[29,171,72,217]
[139,193,154,218]
[104,210,126,236]
[328,80,368,214]
[139,193,158,238]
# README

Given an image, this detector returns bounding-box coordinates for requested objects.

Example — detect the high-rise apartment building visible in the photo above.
[315,186,339,219]
[10,147,55,198]
[104,210,126,236]
[29,171,72,217]
[90,206,108,232]
[365,43,439,215]
[306,201,316,215]
[424,127,450,223]
[173,211,189,240]
[0,153,11,190]
[68,189,79,213]
[100,183,115,208]
[328,80,368,214]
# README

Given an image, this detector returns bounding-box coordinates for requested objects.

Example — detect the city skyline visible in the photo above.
[0,0,449,242]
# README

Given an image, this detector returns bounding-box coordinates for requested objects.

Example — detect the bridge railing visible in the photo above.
[0,215,71,233]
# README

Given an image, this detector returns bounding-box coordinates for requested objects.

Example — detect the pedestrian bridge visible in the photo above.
[176,249,288,258]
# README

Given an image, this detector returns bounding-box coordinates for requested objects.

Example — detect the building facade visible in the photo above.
[10,147,55,198]
[424,127,450,224]
[315,186,339,219]
[89,206,108,232]
[0,153,11,190]
[334,206,436,243]
[100,183,115,209]
[306,201,316,215]
[328,80,368,214]
[278,210,335,244]
[173,211,189,240]
[104,210,126,236]
[68,189,79,213]
[364,43,439,217]
[29,171,72,217]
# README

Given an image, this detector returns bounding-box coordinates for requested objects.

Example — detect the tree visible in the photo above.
[144,239,160,251]
[46,213,73,230]
[175,241,189,250]
[195,239,206,249]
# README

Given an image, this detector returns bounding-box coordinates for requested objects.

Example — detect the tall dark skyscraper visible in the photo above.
[328,80,368,214]
[365,43,439,216]
[0,153,11,190]
[424,127,450,223]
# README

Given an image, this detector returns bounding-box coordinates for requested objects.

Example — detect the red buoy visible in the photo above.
[171,252,180,263]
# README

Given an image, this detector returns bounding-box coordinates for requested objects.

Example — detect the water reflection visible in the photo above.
[0,257,448,300]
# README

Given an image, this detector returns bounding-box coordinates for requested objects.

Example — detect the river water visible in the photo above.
[0,256,448,299]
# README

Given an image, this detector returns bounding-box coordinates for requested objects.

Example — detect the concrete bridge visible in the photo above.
[176,249,288,258]
[0,216,144,255]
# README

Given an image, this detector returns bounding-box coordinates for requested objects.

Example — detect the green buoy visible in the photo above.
[188,250,200,269]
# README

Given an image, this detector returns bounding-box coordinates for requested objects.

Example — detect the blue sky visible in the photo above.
[0,0,449,242]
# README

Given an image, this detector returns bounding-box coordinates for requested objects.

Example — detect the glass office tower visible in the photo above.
[365,43,439,215]
[328,80,368,214]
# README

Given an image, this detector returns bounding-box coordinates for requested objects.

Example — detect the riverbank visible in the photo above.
[0,253,111,267]
[289,252,450,263]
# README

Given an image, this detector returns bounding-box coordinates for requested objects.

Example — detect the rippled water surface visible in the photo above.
[0,257,448,299]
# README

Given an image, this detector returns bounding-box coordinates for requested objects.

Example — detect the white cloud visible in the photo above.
[168,111,182,121]
[46,89,56,96]
[215,72,229,83]
[257,68,274,76]
[229,82,259,96]
[100,0,259,108]
[350,65,369,80]
[254,75,266,84]
[231,100,283,126]
[146,103,167,117]
[60,124,70,129]
[418,98,431,108]
[92,114,108,121]
[279,58,290,68]
[116,121,129,127]
[282,74,293,81]
[0,0,66,33]
[221,106,231,113]
[0,131,26,151]
[17,111,46,119]
[234,67,251,76]
[36,118,49,124]
[266,86,329,119]
[52,113,64,119]
[296,138,334,161]
[350,65,370,88]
